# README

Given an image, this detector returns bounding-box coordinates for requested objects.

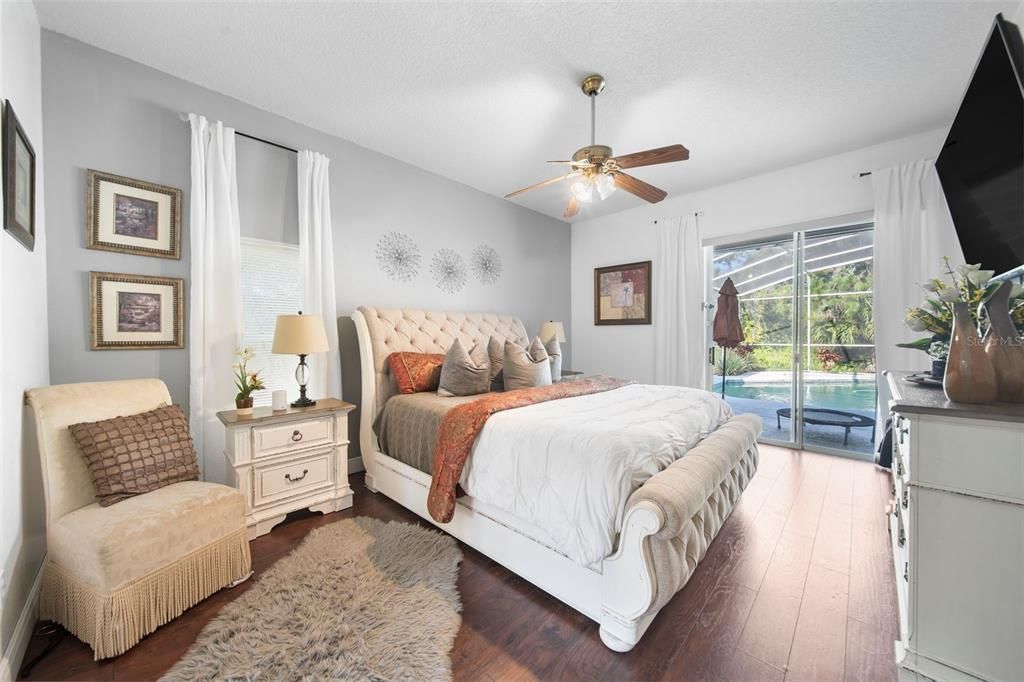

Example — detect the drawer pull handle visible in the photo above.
[285,469,309,483]
[291,430,303,442]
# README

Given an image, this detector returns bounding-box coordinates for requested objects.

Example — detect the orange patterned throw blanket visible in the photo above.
[426,375,634,523]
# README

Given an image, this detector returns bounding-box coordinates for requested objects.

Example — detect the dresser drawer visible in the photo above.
[253,416,335,459]
[253,450,334,507]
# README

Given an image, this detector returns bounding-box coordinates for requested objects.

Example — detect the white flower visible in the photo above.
[938,288,961,303]
[922,280,941,292]
[958,263,982,275]
[1010,283,1024,299]
[966,269,995,287]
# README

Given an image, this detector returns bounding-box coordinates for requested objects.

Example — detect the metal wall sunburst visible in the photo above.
[430,248,466,294]
[375,231,421,282]
[471,244,502,285]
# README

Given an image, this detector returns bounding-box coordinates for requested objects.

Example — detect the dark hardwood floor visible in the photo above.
[19,445,899,681]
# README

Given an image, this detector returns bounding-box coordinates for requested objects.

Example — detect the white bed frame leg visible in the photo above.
[364,473,378,493]
[598,500,665,652]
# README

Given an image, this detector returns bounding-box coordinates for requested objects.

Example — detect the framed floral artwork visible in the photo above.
[594,260,652,325]
[3,100,36,252]
[90,271,185,350]
[86,169,182,259]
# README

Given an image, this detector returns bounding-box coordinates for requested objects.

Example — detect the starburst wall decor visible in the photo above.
[430,248,467,294]
[375,231,421,282]
[471,245,502,285]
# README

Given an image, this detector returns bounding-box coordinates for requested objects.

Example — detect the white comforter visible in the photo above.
[460,383,733,567]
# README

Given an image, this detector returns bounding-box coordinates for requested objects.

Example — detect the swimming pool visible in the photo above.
[720,377,876,413]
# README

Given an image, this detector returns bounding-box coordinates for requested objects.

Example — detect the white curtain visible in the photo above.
[653,214,707,388]
[872,160,963,424]
[189,114,242,484]
[297,150,341,400]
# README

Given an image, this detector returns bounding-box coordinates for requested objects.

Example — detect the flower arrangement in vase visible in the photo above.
[900,259,1024,403]
[233,347,265,414]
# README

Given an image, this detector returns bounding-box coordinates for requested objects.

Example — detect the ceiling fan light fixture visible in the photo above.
[595,172,616,200]
[570,177,594,203]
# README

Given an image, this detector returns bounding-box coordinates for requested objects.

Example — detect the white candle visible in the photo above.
[272,390,288,411]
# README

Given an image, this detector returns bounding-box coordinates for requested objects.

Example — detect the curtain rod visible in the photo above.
[178,112,299,154]
[235,130,298,154]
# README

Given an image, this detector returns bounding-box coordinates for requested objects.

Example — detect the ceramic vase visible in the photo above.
[943,302,998,404]
[235,396,254,415]
[982,281,1024,402]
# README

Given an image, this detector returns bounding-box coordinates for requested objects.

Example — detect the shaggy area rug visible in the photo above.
[162,517,463,681]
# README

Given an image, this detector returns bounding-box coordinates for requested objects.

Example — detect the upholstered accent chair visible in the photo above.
[25,379,251,659]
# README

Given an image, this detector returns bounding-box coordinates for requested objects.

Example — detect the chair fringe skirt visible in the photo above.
[39,527,252,660]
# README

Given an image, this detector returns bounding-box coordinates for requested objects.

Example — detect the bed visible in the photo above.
[353,306,761,652]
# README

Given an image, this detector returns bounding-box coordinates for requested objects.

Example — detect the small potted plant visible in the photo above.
[927,340,949,379]
[233,347,265,414]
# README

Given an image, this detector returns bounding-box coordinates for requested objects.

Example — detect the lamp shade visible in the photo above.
[271,313,329,354]
[539,320,566,343]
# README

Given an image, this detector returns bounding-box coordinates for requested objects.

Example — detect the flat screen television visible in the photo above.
[936,13,1024,281]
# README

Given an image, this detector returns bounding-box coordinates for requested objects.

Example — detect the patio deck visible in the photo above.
[724,395,877,456]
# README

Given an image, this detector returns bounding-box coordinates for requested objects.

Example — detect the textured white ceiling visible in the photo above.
[34,1,1015,221]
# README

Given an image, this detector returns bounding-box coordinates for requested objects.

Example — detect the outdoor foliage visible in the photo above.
[725,261,875,373]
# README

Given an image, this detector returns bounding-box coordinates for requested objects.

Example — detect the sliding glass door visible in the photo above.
[711,223,876,458]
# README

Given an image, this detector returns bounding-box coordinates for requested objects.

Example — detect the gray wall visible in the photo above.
[41,31,571,462]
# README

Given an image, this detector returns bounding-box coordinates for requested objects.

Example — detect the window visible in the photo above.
[240,237,301,406]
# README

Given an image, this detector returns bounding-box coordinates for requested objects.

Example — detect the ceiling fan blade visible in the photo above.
[614,172,668,203]
[504,172,578,199]
[611,144,689,169]
[564,196,581,219]
[547,160,596,167]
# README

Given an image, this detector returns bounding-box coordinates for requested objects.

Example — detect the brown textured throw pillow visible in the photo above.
[69,404,199,507]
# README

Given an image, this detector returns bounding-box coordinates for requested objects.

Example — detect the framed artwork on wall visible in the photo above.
[2,99,36,252]
[594,260,652,325]
[90,271,185,350]
[86,169,182,259]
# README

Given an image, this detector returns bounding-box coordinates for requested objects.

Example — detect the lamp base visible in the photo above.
[291,396,316,408]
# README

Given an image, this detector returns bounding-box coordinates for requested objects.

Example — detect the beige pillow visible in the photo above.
[503,337,553,390]
[487,336,505,391]
[438,338,491,397]
[545,337,563,381]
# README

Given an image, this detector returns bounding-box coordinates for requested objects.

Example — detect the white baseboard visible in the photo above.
[0,559,45,682]
[348,455,365,475]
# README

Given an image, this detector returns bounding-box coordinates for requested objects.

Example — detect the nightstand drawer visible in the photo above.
[254,451,334,506]
[253,416,334,458]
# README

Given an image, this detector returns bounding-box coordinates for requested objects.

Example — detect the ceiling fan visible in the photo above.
[505,73,689,219]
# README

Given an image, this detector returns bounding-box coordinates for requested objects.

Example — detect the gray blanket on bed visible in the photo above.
[373,392,482,473]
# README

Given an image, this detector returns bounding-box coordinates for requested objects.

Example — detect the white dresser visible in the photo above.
[885,371,1024,682]
[217,398,356,539]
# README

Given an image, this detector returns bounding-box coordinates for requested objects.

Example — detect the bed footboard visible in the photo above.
[599,414,762,652]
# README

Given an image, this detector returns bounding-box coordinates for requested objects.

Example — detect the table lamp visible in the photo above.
[271,311,329,407]
[539,320,566,344]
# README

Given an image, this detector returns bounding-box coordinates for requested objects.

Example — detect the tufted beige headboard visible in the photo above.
[354,306,529,415]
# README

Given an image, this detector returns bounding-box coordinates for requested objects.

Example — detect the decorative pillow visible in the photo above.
[545,337,563,381]
[438,338,491,397]
[68,404,199,507]
[387,352,445,394]
[503,337,553,390]
[487,336,505,391]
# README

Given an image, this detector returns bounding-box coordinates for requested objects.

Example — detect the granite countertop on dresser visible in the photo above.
[885,370,1024,424]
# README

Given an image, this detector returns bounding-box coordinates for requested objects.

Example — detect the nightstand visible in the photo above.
[217,398,356,539]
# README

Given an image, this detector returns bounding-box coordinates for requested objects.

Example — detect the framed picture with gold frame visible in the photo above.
[90,271,184,350]
[594,260,652,325]
[86,169,182,259]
